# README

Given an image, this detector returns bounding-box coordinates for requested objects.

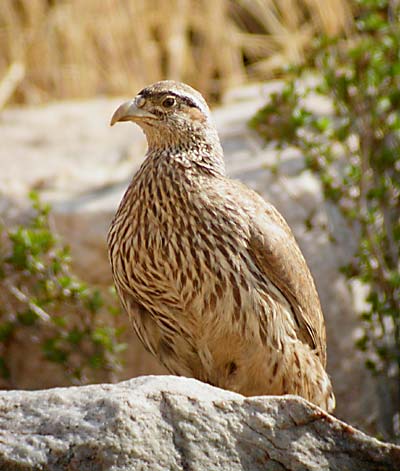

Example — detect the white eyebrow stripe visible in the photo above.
[138,84,210,116]
[169,91,209,115]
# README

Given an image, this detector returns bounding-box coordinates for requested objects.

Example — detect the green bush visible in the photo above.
[0,192,126,388]
[250,0,400,441]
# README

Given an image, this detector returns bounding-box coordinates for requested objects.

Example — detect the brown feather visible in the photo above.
[231,180,327,366]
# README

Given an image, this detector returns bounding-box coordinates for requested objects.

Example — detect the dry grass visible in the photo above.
[0,0,353,106]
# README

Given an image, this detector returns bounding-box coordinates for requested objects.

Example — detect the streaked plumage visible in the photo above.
[108,81,335,412]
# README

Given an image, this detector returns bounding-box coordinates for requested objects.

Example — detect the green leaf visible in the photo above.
[89,354,104,369]
[0,322,14,342]
[0,357,10,379]
[92,326,113,350]
[356,334,369,351]
[365,358,378,374]
[51,316,67,328]
[66,328,84,345]
[86,290,103,313]
[114,342,127,353]
[17,309,39,326]
[314,116,332,132]
[42,338,68,364]
[388,271,400,287]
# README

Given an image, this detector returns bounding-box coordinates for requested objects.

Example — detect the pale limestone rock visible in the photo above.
[0,376,399,471]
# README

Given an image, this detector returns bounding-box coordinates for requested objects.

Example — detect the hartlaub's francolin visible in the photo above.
[108,81,335,412]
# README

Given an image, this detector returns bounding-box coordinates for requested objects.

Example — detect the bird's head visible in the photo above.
[111,81,224,173]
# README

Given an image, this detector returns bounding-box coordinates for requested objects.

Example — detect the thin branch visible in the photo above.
[4,281,51,322]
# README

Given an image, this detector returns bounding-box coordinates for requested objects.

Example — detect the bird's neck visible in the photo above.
[143,124,226,177]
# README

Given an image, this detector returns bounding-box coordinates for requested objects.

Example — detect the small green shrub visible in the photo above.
[250,0,400,441]
[0,192,126,387]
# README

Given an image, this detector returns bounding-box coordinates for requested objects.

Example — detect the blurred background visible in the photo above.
[0,0,351,107]
[1,0,399,444]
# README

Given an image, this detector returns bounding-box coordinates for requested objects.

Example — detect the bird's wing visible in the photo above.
[230,180,327,366]
[116,288,160,358]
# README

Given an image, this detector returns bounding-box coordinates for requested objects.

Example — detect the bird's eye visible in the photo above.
[162,97,176,108]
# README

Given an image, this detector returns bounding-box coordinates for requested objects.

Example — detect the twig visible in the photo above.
[4,281,51,322]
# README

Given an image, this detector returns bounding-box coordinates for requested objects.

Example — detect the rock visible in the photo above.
[0,376,398,471]
[0,83,380,435]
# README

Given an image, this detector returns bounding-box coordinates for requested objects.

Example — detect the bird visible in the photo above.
[108,80,335,412]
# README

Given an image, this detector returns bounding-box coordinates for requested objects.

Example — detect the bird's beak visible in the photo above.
[110,100,156,126]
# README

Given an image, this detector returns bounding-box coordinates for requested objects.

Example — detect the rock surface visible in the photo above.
[0,83,380,433]
[0,376,398,471]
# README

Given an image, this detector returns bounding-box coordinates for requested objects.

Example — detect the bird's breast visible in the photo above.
[112,183,245,311]
[109,174,294,347]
